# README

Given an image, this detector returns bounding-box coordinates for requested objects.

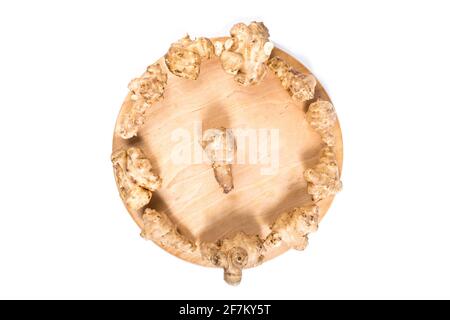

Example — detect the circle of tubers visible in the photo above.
[112,22,342,285]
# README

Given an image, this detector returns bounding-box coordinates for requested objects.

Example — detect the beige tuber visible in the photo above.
[201,128,235,194]
[111,147,161,211]
[201,232,264,286]
[218,22,274,86]
[304,147,342,202]
[264,205,319,251]
[141,209,196,253]
[165,35,214,80]
[116,63,167,139]
[268,56,316,102]
[306,100,337,146]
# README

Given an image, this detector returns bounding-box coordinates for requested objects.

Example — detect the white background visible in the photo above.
[0,0,449,299]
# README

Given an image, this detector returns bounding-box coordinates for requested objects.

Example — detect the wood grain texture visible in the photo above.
[112,43,343,266]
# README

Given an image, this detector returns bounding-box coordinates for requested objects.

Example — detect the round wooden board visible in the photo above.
[112,43,343,267]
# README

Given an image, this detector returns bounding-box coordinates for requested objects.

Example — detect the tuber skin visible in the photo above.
[218,22,274,86]
[306,100,337,146]
[111,147,161,211]
[141,209,196,253]
[268,56,316,102]
[304,147,342,202]
[165,35,214,80]
[117,63,167,139]
[201,232,264,286]
[264,205,319,251]
[201,127,236,194]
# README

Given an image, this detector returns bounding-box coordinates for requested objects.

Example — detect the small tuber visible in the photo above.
[218,22,274,86]
[165,35,214,80]
[111,147,161,210]
[304,147,342,202]
[116,63,167,139]
[201,127,236,194]
[268,56,316,102]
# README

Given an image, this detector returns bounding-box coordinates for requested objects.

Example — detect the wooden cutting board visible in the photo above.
[112,43,343,266]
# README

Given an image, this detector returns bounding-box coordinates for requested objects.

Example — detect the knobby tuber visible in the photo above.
[201,232,264,286]
[268,56,316,102]
[217,22,274,86]
[141,209,196,253]
[304,147,342,202]
[165,35,214,80]
[201,128,235,193]
[116,63,167,139]
[264,205,319,251]
[306,100,337,146]
[111,147,161,210]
